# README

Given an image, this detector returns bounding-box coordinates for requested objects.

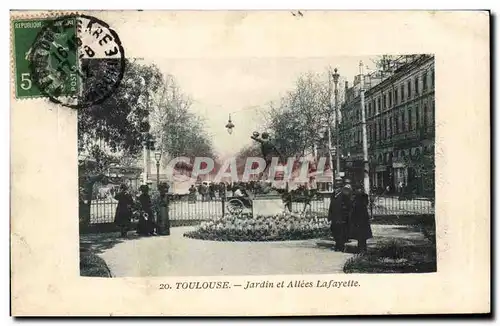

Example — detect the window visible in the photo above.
[415,77,419,95]
[431,100,435,125]
[368,103,371,116]
[401,110,406,132]
[407,81,412,98]
[395,89,398,105]
[380,118,385,139]
[389,91,392,107]
[383,118,387,139]
[400,84,404,102]
[423,72,428,90]
[382,94,386,109]
[423,105,428,127]
[416,105,420,129]
[408,109,413,130]
[377,97,381,113]
[389,116,393,136]
[377,122,382,139]
[394,112,399,133]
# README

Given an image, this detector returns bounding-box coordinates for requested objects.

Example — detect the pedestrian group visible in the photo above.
[114,183,169,238]
[327,182,373,253]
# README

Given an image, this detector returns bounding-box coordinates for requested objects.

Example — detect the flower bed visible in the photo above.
[184,212,330,242]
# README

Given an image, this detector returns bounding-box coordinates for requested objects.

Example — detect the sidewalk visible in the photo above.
[81,224,428,277]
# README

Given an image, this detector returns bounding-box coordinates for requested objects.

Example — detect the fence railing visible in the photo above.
[86,192,435,225]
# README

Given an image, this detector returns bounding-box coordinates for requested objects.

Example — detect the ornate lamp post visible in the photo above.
[359,61,371,195]
[154,150,162,188]
[138,76,153,185]
[331,68,341,184]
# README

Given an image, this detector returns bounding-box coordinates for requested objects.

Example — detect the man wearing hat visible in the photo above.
[328,183,353,251]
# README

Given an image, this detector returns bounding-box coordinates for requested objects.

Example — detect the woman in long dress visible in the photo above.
[114,184,134,238]
[137,185,157,236]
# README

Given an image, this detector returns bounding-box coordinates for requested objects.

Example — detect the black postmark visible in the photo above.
[28,14,125,108]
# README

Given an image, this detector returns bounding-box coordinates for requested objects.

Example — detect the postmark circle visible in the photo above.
[28,14,125,108]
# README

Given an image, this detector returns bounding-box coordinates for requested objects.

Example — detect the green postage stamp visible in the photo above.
[12,17,79,99]
[11,14,125,107]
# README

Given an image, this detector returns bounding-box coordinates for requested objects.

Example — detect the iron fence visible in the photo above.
[86,192,435,225]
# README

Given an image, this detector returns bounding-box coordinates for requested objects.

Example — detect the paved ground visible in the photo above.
[81,224,427,277]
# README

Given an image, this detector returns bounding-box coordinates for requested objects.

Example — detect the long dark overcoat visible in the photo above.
[328,192,352,224]
[348,193,373,241]
[114,191,134,227]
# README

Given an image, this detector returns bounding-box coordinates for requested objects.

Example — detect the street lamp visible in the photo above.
[331,67,341,183]
[225,114,235,134]
[224,106,262,135]
[137,76,152,185]
[154,150,162,188]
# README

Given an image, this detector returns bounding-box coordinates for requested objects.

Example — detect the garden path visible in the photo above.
[91,226,353,277]
[84,224,426,277]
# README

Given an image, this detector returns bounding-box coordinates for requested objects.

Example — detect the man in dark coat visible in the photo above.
[328,184,353,251]
[349,186,373,252]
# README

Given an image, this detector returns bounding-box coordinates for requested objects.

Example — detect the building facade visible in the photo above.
[339,55,435,196]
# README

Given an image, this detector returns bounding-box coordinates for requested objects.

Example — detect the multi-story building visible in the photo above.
[339,55,435,195]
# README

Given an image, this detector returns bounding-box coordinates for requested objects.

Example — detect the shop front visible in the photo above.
[392,161,407,193]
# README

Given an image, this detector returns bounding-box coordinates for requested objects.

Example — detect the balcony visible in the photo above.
[392,130,419,143]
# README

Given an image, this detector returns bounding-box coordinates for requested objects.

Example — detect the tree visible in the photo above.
[265,72,331,158]
[78,60,164,158]
[78,60,164,226]
[149,74,215,163]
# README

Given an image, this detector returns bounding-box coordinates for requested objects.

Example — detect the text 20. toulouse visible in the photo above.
[159,280,359,290]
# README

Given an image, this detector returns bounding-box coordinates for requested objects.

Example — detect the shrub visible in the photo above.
[80,250,112,277]
[343,238,436,273]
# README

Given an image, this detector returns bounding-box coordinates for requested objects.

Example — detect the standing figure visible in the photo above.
[301,186,313,214]
[208,183,216,201]
[349,186,373,253]
[155,182,170,236]
[218,182,226,200]
[188,184,197,203]
[137,185,157,236]
[199,184,207,202]
[327,184,353,251]
[114,184,134,238]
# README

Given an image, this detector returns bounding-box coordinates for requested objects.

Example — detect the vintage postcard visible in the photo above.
[10,10,490,316]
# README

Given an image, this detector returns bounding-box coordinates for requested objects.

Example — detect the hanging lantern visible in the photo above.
[225,114,235,134]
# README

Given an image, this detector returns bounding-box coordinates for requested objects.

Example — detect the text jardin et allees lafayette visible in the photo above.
[161,280,360,291]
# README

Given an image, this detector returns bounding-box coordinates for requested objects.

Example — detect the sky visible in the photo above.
[148,55,378,157]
